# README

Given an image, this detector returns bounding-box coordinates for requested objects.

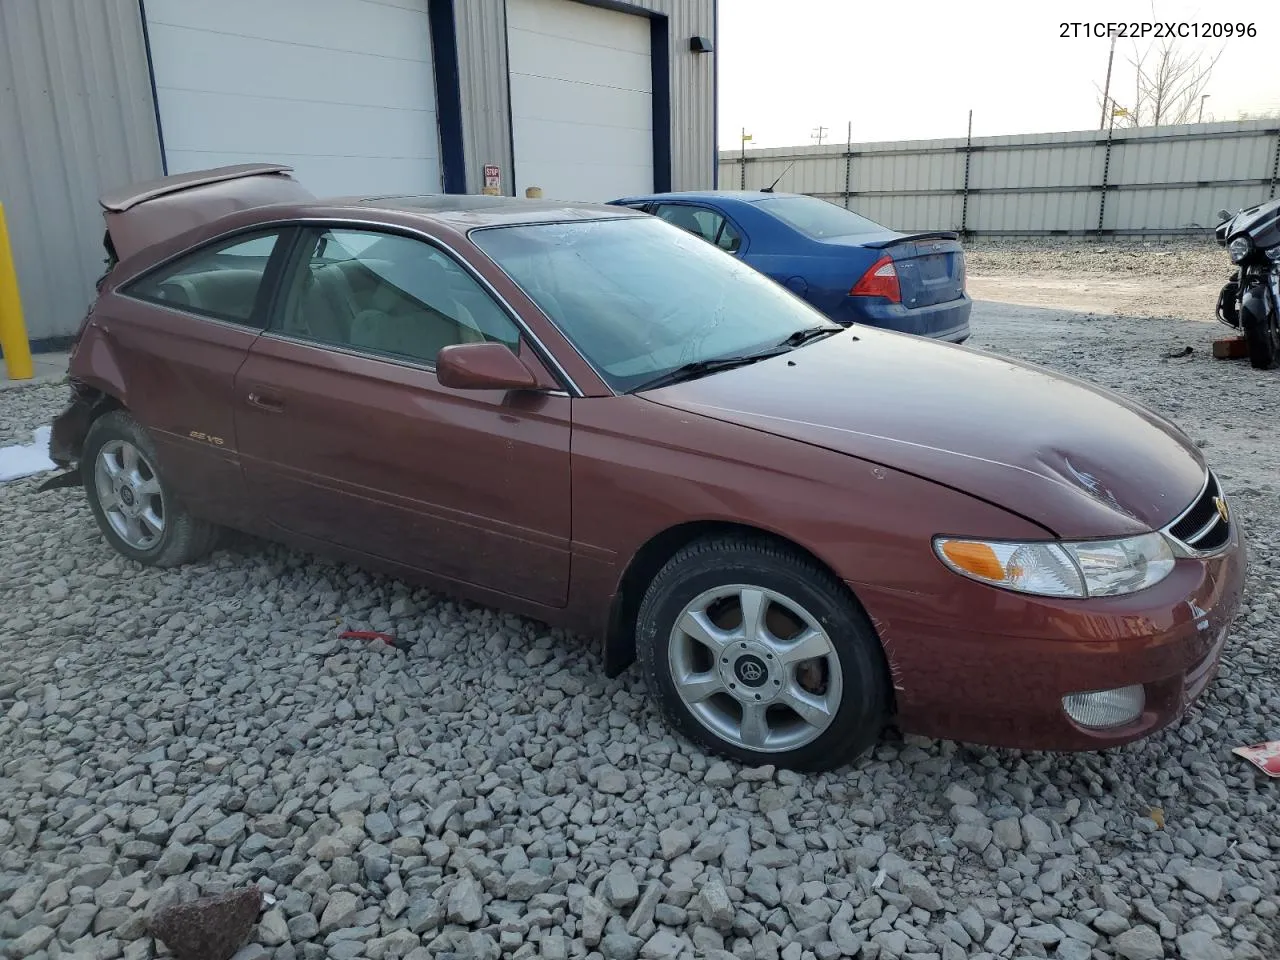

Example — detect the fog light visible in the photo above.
[1062,685,1145,729]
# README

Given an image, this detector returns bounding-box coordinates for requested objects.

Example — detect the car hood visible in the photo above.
[642,329,1207,539]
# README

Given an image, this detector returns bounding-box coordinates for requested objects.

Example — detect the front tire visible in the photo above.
[636,536,889,771]
[1242,296,1279,370]
[82,410,219,567]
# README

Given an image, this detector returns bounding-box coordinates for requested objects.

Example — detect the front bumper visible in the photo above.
[848,524,1247,751]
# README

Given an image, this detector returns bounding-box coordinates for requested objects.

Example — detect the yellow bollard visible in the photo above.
[0,202,35,380]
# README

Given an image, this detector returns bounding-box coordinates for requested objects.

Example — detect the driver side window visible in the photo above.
[275,229,521,366]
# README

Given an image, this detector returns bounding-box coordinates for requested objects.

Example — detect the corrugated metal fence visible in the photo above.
[719,120,1280,237]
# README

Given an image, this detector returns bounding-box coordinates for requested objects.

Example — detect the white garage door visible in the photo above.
[506,0,654,202]
[143,0,441,198]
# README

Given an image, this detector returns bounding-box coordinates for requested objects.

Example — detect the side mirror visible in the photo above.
[1217,209,1232,222]
[436,341,539,391]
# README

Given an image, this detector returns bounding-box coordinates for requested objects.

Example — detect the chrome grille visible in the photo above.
[1166,471,1231,554]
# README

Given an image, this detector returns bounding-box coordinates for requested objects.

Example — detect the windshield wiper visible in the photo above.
[777,325,845,348]
[633,348,790,392]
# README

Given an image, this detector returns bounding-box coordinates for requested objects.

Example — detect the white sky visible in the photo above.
[717,0,1280,148]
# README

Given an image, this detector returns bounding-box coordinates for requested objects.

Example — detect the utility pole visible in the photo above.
[1198,94,1210,123]
[740,127,751,189]
[810,125,828,145]
[1099,33,1117,130]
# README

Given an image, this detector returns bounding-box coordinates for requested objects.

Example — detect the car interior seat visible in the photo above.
[163,269,264,318]
[345,256,485,362]
[661,207,713,242]
[277,262,360,343]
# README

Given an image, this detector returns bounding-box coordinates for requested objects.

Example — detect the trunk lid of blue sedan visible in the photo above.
[826,231,966,309]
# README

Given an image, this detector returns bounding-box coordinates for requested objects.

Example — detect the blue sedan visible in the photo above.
[609,191,971,342]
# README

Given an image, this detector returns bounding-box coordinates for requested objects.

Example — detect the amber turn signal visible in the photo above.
[938,539,1005,581]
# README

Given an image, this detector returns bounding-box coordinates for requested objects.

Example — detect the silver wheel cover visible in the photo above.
[668,584,844,753]
[94,440,166,550]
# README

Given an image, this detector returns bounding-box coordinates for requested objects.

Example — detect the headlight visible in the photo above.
[1266,246,1280,262]
[1228,236,1252,263]
[934,532,1175,599]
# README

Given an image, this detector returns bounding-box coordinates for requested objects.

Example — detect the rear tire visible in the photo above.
[636,535,889,771]
[82,410,219,567]
[1242,301,1279,370]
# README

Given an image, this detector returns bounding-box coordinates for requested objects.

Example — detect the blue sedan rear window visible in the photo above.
[754,195,884,239]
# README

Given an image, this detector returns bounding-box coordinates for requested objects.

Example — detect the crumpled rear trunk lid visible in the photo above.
[100,163,312,261]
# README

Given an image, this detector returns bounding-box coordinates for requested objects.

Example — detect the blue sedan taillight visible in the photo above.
[850,255,901,303]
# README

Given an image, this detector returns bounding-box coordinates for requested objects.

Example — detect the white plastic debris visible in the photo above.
[0,426,55,482]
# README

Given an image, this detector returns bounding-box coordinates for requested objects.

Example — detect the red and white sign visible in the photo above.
[483,164,501,190]
[1233,741,1280,777]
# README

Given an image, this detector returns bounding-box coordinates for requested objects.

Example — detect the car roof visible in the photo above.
[100,163,649,261]
[342,193,645,228]
[614,190,800,205]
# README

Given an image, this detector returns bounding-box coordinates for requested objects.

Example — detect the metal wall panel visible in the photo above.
[0,0,163,341]
[455,0,716,195]
[721,120,1280,236]
[658,0,715,192]
[453,0,514,195]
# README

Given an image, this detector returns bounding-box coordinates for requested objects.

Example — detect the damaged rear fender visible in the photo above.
[48,381,123,469]
[49,314,131,469]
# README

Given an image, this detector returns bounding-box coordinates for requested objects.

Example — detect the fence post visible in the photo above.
[960,110,973,238]
[1097,117,1116,235]
[839,120,849,209]
[1269,127,1280,199]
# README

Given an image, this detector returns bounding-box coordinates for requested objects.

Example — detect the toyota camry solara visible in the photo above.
[47,163,1246,771]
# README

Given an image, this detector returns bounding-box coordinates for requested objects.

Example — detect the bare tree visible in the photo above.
[1100,36,1224,128]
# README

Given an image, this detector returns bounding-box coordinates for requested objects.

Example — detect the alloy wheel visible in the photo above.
[668,584,844,753]
[94,439,166,550]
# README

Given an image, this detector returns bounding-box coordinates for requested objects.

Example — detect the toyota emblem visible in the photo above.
[735,655,768,687]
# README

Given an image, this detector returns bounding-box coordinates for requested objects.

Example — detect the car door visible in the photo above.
[652,203,745,256]
[232,225,572,607]
[104,228,292,529]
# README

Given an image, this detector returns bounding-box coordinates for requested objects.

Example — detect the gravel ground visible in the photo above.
[964,238,1226,325]
[1,300,1278,960]
[964,237,1223,284]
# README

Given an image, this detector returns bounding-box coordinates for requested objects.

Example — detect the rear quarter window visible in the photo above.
[123,232,282,325]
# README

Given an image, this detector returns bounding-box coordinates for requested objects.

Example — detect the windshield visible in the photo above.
[754,195,886,239]
[471,216,833,392]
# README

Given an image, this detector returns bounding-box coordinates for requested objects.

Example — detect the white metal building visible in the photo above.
[0,0,718,344]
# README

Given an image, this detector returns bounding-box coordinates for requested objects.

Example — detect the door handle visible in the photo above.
[246,391,285,413]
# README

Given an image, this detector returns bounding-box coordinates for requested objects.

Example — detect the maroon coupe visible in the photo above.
[46,163,1246,770]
